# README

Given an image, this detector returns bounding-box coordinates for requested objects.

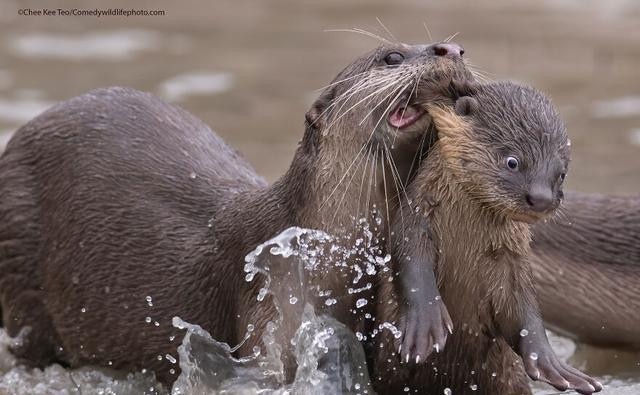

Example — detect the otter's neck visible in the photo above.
[221,146,317,249]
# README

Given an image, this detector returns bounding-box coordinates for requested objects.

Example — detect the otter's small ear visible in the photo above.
[305,86,335,133]
[454,96,478,117]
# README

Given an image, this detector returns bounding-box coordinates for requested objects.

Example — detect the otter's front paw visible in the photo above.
[522,348,603,394]
[396,298,452,364]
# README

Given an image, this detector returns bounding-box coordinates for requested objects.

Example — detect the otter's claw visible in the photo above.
[396,298,452,365]
[522,348,602,394]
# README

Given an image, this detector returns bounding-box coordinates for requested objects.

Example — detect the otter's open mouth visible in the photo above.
[388,103,426,129]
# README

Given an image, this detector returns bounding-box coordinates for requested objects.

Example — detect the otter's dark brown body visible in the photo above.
[0,42,473,385]
[0,87,297,383]
[531,191,640,349]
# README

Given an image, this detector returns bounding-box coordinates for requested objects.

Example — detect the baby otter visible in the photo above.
[374,81,602,394]
[0,42,472,386]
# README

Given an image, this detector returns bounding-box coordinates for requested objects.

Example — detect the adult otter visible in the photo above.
[373,81,602,394]
[531,192,640,349]
[0,42,471,386]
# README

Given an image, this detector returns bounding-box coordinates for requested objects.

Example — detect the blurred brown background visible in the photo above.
[0,0,638,193]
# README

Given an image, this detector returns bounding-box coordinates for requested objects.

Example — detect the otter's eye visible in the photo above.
[506,156,519,170]
[559,173,566,182]
[384,52,405,66]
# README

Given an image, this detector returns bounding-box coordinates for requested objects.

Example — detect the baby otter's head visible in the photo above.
[430,81,570,223]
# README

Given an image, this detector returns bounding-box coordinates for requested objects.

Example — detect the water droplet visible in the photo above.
[257,288,268,301]
[289,296,298,304]
[444,389,452,395]
[355,383,361,390]
[247,324,254,332]
[404,387,410,392]
[157,355,163,361]
[145,317,152,323]
[80,307,86,313]
[470,384,477,391]
[189,172,197,179]
[519,329,529,337]
[146,296,153,307]
[491,372,497,377]
[165,354,177,364]
[356,332,364,341]
[170,368,176,375]
[529,352,538,360]
[356,298,368,308]
[325,298,337,306]
[72,275,80,284]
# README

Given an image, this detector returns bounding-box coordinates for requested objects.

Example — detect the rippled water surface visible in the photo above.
[0,0,638,393]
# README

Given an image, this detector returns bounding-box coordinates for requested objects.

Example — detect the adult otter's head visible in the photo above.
[301,42,473,227]
[430,81,570,224]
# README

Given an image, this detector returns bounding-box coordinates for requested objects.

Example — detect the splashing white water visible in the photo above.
[1,224,635,394]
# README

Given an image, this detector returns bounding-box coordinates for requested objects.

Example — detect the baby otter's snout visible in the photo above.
[432,43,464,59]
[525,184,554,212]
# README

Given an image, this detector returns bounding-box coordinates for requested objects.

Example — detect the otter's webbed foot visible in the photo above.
[521,337,603,394]
[396,296,452,364]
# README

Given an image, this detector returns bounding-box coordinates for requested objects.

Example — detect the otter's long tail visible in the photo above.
[531,191,640,349]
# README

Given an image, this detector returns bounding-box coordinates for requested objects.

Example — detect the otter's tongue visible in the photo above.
[388,105,425,129]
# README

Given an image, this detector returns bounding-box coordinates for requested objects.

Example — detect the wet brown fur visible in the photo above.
[370,82,591,394]
[374,105,535,394]
[0,43,471,385]
[531,192,640,349]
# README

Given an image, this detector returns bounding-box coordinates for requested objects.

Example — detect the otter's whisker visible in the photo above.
[316,74,397,130]
[376,17,401,44]
[405,118,430,186]
[330,139,373,226]
[443,32,460,43]
[384,141,411,209]
[423,21,433,42]
[358,75,413,126]
[321,74,403,210]
[382,142,410,238]
[392,69,424,147]
[380,143,393,243]
[356,144,373,228]
[467,68,492,84]
[324,76,402,134]
[325,28,393,45]
[314,70,374,92]
[369,78,410,137]
[328,71,404,121]
[320,141,370,209]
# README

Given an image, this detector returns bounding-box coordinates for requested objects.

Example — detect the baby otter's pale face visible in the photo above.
[447,82,570,223]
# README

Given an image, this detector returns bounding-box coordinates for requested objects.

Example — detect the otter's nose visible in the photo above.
[433,43,464,59]
[525,185,554,212]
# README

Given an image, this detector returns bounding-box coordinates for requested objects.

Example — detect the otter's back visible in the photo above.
[0,87,264,337]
